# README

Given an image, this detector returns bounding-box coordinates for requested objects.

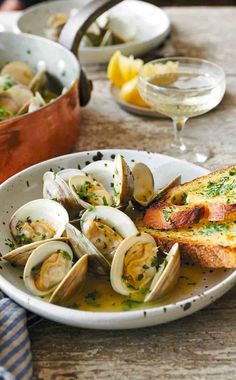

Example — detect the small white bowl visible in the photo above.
[17,0,170,65]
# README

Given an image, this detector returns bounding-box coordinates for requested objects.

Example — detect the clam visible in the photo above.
[50,254,88,305]
[43,169,86,219]
[113,154,134,207]
[110,232,180,302]
[0,92,19,117]
[18,92,46,115]
[100,30,113,47]
[1,61,33,86]
[7,84,34,109]
[83,160,114,194]
[132,162,181,208]
[28,70,47,94]
[4,199,69,266]
[107,15,136,43]
[83,156,134,208]
[0,75,16,91]
[80,205,138,263]
[69,174,114,209]
[66,223,110,275]
[23,240,73,296]
[43,155,134,216]
[45,13,68,41]
[3,237,67,267]
[132,163,155,207]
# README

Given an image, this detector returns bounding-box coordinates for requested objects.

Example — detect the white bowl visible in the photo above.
[17,0,170,65]
[0,149,235,329]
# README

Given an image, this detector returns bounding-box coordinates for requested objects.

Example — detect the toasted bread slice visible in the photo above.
[144,164,236,230]
[137,218,236,268]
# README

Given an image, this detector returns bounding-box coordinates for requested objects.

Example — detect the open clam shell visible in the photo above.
[113,154,134,207]
[144,243,180,302]
[66,223,110,275]
[149,175,181,205]
[3,237,67,267]
[43,169,84,219]
[7,84,34,109]
[132,161,181,208]
[69,174,114,209]
[28,69,47,94]
[132,163,155,207]
[1,61,33,86]
[0,92,19,116]
[80,205,138,262]
[110,232,180,302]
[23,240,73,296]
[83,160,115,194]
[50,254,88,305]
[9,199,69,261]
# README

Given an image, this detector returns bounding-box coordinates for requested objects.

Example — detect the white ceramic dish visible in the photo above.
[17,0,170,65]
[0,149,235,330]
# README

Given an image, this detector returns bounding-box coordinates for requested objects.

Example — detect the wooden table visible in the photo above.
[30,7,236,379]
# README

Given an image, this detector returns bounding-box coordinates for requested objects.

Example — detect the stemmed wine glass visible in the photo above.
[138,57,226,163]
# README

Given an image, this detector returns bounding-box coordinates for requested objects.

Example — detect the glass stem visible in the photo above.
[172,118,188,152]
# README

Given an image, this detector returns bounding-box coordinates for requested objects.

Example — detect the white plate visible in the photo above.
[0,149,235,330]
[111,85,166,118]
[17,0,170,65]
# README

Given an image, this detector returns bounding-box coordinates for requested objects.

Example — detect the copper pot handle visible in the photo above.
[59,0,123,107]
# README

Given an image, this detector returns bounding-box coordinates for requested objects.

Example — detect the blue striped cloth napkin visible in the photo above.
[0,291,33,380]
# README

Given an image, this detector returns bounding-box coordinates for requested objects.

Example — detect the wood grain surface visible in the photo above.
[30,7,236,379]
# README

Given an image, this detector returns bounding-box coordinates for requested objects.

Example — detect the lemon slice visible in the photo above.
[107,51,143,88]
[119,77,149,108]
[107,51,124,87]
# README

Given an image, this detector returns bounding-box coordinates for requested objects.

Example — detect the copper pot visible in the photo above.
[0,0,122,183]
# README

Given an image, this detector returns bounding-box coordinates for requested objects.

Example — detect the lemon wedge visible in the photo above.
[107,51,143,88]
[119,77,149,108]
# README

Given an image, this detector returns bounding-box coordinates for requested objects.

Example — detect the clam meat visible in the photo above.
[23,240,73,296]
[80,205,138,263]
[110,232,180,302]
[3,199,69,266]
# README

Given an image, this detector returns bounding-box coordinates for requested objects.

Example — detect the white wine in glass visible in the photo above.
[138,57,226,163]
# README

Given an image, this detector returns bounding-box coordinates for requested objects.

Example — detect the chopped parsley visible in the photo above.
[162,207,174,223]
[229,168,236,176]
[102,196,108,206]
[122,298,143,310]
[15,233,33,245]
[204,177,236,197]
[73,182,98,202]
[151,255,159,268]
[88,205,95,211]
[0,108,12,120]
[1,76,15,90]
[180,192,187,205]
[199,223,229,236]
[59,250,71,261]
[85,290,101,307]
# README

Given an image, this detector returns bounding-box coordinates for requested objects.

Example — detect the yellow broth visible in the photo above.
[44,209,218,312]
[62,264,205,312]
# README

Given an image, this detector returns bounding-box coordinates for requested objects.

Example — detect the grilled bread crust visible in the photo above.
[141,226,236,268]
[144,164,236,230]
